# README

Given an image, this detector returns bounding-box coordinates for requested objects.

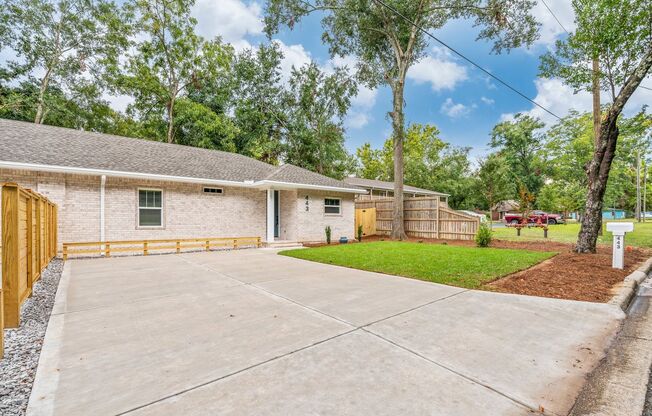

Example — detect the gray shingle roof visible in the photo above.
[0,119,361,191]
[343,177,448,196]
[264,164,353,190]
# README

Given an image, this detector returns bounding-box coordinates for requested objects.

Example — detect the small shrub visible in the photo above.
[325,225,332,244]
[357,225,363,242]
[475,222,493,247]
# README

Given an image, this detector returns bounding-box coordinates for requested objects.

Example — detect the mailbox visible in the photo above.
[606,222,634,269]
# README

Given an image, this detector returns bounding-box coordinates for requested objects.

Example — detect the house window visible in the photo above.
[324,198,341,215]
[203,187,223,195]
[138,189,162,227]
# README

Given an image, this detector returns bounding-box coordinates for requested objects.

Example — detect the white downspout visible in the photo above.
[266,189,275,244]
[100,175,106,247]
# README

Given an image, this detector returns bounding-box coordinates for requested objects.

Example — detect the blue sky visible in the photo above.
[5,0,649,158]
[196,0,649,160]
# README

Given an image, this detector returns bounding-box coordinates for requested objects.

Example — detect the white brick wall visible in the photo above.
[295,191,355,242]
[0,168,355,248]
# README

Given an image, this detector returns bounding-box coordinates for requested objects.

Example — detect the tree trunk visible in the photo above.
[34,68,53,124]
[576,122,618,252]
[390,79,407,240]
[166,95,176,144]
[576,47,652,253]
[592,57,604,236]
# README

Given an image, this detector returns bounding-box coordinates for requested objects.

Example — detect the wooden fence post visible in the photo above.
[26,194,34,295]
[2,184,21,328]
[35,198,41,270]
[143,241,148,256]
[176,241,180,254]
[105,243,111,257]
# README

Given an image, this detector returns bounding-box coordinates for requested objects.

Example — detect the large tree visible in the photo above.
[228,43,287,163]
[284,62,357,179]
[540,0,652,253]
[117,0,232,144]
[476,154,512,221]
[0,0,130,124]
[489,113,546,198]
[265,0,539,239]
[354,123,476,208]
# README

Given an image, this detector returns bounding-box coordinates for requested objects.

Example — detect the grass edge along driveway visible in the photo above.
[280,241,556,290]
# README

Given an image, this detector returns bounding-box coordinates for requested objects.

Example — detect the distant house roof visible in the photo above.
[492,200,520,212]
[342,177,449,197]
[0,119,363,193]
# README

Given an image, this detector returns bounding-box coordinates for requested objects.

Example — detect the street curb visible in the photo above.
[608,257,652,310]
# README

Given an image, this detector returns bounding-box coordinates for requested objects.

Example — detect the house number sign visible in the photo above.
[305,195,310,211]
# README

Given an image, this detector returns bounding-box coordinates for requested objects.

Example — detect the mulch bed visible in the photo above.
[312,235,651,303]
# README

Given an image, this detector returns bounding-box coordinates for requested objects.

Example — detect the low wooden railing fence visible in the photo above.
[1,183,58,358]
[355,196,480,241]
[62,236,262,260]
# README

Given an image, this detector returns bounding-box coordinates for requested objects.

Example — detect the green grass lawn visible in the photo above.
[280,241,556,289]
[492,220,652,249]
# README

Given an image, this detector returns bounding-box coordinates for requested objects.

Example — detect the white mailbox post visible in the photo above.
[606,222,634,269]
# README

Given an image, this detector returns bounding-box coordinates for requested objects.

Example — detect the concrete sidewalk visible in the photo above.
[28,249,624,415]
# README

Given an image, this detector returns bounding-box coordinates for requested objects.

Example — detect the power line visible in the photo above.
[539,0,652,93]
[540,0,569,34]
[371,0,562,120]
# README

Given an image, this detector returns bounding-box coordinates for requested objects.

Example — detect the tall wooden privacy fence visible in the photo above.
[355,197,480,240]
[1,183,58,358]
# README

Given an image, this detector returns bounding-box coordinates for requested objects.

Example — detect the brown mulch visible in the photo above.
[313,235,651,303]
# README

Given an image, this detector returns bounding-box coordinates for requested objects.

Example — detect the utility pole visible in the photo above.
[643,159,647,223]
[636,150,641,222]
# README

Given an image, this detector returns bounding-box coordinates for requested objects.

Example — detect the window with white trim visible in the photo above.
[138,189,162,227]
[324,198,341,215]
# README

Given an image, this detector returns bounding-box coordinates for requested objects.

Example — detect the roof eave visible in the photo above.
[253,180,366,194]
[0,161,257,188]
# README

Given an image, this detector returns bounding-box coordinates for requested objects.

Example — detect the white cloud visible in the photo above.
[500,78,591,125]
[192,0,264,50]
[480,96,494,105]
[531,0,576,47]
[502,77,652,126]
[271,40,312,83]
[407,47,468,91]
[345,112,371,129]
[324,55,378,129]
[440,98,471,119]
[105,94,134,113]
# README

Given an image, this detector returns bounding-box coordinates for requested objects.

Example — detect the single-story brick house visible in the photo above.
[0,119,364,249]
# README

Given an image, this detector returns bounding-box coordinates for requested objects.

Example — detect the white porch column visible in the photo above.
[266,188,274,243]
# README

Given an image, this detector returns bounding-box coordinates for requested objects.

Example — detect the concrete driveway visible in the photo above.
[29,249,624,416]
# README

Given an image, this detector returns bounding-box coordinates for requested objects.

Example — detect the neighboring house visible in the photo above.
[491,200,520,221]
[459,210,488,223]
[602,208,627,220]
[0,119,364,248]
[343,177,449,205]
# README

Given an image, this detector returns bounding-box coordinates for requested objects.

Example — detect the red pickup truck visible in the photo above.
[504,210,564,225]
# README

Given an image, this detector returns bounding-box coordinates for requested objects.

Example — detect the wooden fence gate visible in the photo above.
[355,196,480,240]
[1,183,58,359]
[355,207,377,238]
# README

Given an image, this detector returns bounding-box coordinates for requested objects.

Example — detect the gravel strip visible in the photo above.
[0,260,63,416]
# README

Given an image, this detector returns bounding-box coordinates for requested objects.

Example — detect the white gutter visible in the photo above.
[254,180,366,194]
[0,161,365,193]
[0,161,262,188]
